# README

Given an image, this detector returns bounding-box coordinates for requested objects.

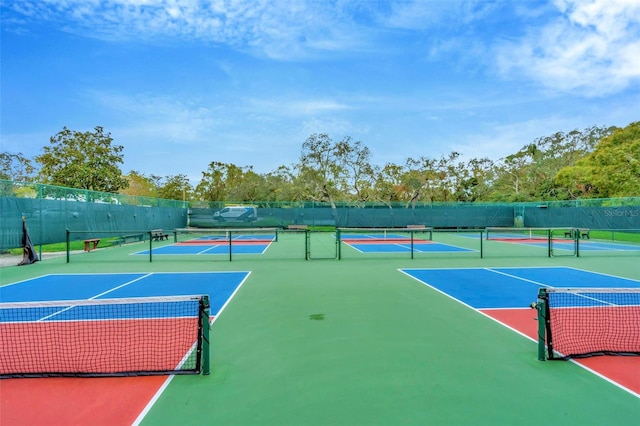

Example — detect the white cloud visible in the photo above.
[245,97,351,117]
[3,0,366,60]
[89,91,216,144]
[299,116,369,140]
[382,0,498,30]
[451,119,563,162]
[496,0,640,96]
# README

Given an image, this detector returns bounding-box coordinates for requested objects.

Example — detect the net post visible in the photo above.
[173,230,177,243]
[410,230,414,260]
[149,231,153,263]
[575,229,580,258]
[201,295,211,375]
[336,228,342,260]
[274,228,278,242]
[304,229,309,260]
[547,229,551,257]
[535,288,548,361]
[228,230,233,261]
[66,229,70,263]
[480,230,483,258]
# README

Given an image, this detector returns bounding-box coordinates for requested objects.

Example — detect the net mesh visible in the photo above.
[575,229,640,258]
[0,295,206,378]
[336,227,435,259]
[174,227,278,244]
[541,288,640,360]
[485,227,553,242]
[337,227,432,244]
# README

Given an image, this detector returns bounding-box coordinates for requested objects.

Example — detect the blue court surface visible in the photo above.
[480,234,640,253]
[400,267,640,309]
[137,244,269,255]
[135,234,276,255]
[576,241,640,251]
[0,272,250,315]
[516,239,640,253]
[340,233,473,254]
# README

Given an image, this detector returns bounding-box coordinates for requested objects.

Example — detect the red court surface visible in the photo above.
[0,271,241,426]
[176,239,272,245]
[1,314,211,426]
[1,318,198,375]
[483,308,640,395]
[0,375,166,425]
[340,238,433,244]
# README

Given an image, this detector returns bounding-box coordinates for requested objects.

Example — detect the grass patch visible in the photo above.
[590,230,640,243]
[6,237,121,255]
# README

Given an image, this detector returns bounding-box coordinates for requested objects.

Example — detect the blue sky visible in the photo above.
[1,0,639,183]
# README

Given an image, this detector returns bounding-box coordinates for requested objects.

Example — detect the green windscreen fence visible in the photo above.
[190,202,640,231]
[1,180,187,250]
[524,204,640,229]
[2,179,639,252]
[189,204,516,229]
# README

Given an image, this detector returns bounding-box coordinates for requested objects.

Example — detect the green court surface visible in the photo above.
[1,233,639,425]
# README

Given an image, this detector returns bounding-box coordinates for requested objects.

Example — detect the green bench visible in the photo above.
[564,228,590,239]
[118,233,145,245]
[151,229,169,241]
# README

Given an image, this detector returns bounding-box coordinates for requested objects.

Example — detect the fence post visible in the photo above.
[201,295,211,375]
[66,229,70,263]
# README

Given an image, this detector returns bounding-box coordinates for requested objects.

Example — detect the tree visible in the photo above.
[395,153,462,205]
[333,137,375,202]
[262,166,303,203]
[555,122,640,198]
[195,161,255,202]
[0,152,36,181]
[36,126,128,192]
[227,169,267,202]
[157,174,193,201]
[401,156,434,206]
[297,134,374,206]
[371,162,403,207]
[298,134,341,207]
[489,125,616,201]
[429,152,463,202]
[490,148,534,201]
[120,171,159,197]
[460,157,495,201]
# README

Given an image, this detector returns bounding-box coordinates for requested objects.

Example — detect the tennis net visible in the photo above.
[484,227,576,257]
[336,227,433,260]
[337,227,432,244]
[0,295,210,378]
[535,288,640,360]
[173,227,278,244]
[485,227,556,242]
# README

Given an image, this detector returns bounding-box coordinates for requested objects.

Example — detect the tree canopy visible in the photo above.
[35,126,128,192]
[3,122,637,203]
[555,122,640,198]
[0,152,35,181]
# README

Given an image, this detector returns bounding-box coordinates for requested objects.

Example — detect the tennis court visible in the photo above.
[401,266,640,396]
[0,272,248,303]
[135,231,277,256]
[1,272,248,424]
[339,232,474,254]
[488,236,640,253]
[140,229,473,258]
[1,238,639,425]
[482,228,640,256]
